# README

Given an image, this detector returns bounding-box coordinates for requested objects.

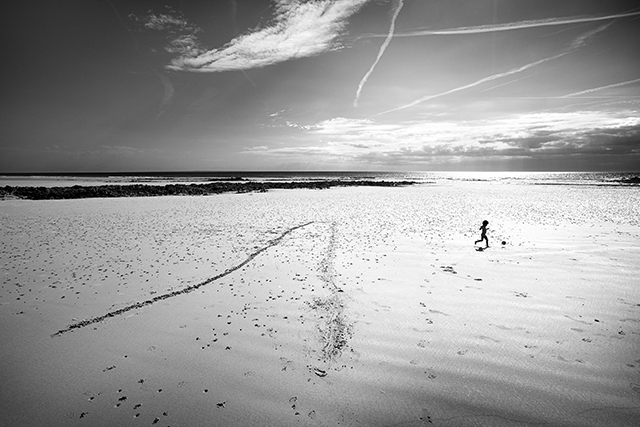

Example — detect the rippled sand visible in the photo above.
[1,183,639,426]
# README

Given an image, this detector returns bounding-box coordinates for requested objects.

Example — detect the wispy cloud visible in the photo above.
[168,0,369,72]
[354,0,404,107]
[374,23,612,116]
[384,10,640,37]
[129,8,204,56]
[140,14,194,31]
[561,77,640,98]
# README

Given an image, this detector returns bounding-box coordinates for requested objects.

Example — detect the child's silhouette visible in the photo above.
[475,220,489,248]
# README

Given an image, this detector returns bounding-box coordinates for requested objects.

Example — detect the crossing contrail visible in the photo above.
[354,0,404,107]
[382,9,640,37]
[373,23,612,116]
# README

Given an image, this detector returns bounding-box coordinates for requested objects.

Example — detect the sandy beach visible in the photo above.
[1,182,639,426]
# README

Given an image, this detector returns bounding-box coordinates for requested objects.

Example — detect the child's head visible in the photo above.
[482,220,489,225]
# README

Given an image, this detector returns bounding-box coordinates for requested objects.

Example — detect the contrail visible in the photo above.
[569,22,612,49]
[373,52,567,116]
[354,0,404,107]
[379,9,640,37]
[478,74,537,93]
[229,0,239,35]
[105,0,141,52]
[150,67,175,119]
[561,77,640,98]
[229,0,257,87]
[373,23,612,116]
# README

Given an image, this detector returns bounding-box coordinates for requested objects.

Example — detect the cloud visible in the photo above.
[245,110,640,167]
[168,0,369,72]
[312,117,376,133]
[129,8,201,34]
[129,8,204,56]
[383,10,640,37]
[561,77,640,98]
[354,0,404,107]
[374,23,613,116]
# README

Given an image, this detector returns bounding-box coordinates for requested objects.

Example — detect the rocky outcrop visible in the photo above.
[0,180,417,200]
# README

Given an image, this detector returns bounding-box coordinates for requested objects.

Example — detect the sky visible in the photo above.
[1,0,639,172]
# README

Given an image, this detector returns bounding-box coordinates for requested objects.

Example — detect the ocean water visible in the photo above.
[1,171,639,187]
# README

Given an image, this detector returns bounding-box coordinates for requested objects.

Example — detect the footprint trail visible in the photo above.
[51,221,315,337]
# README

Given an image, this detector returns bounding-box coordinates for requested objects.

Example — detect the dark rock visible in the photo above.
[4,180,418,200]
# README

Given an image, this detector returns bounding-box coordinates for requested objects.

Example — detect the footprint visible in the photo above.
[428,309,450,316]
[490,324,525,331]
[421,408,434,424]
[476,335,500,343]
[563,315,592,325]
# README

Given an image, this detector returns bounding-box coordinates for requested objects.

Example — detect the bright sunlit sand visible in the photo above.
[1,183,639,426]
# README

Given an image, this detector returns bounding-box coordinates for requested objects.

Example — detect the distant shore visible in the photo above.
[0,180,418,200]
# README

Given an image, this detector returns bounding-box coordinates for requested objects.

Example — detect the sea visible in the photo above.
[1,171,639,187]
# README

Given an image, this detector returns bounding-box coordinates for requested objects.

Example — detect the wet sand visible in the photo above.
[1,183,639,426]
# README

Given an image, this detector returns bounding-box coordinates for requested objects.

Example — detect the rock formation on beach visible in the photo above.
[618,176,640,184]
[0,180,417,200]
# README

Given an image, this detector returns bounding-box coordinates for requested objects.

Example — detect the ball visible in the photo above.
[501,240,506,245]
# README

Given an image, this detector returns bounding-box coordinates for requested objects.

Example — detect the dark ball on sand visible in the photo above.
[501,241,506,245]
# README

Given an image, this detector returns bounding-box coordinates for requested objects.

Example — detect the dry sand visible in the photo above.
[1,183,639,426]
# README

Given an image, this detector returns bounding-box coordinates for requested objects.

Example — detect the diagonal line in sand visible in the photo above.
[51,221,315,338]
